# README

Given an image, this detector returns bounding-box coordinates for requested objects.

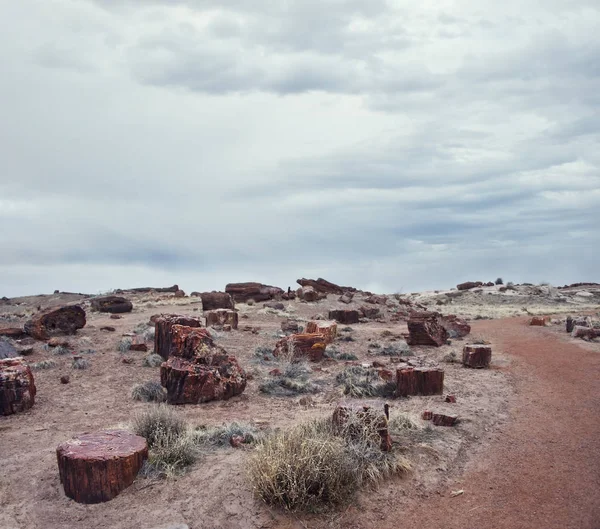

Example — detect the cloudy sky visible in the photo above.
[1,0,599,297]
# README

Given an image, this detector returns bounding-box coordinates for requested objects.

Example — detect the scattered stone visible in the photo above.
[396,367,444,397]
[122,358,135,365]
[61,375,70,384]
[225,282,284,303]
[229,435,245,448]
[432,413,458,426]
[263,301,285,310]
[205,309,238,330]
[298,286,321,302]
[110,314,122,320]
[463,344,492,368]
[305,321,338,344]
[328,310,360,325]
[91,296,133,314]
[358,306,381,319]
[129,339,148,352]
[269,368,282,376]
[445,395,457,403]
[530,316,550,326]
[154,315,203,360]
[0,328,27,339]
[407,312,448,347]
[365,295,387,305]
[440,315,471,338]
[24,305,86,340]
[457,281,483,291]
[332,401,391,451]
[56,430,148,504]
[571,326,600,340]
[100,326,116,332]
[273,333,327,362]
[0,358,36,415]
[338,292,354,304]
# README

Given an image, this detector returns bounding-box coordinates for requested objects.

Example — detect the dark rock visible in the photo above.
[432,413,458,426]
[123,285,179,293]
[444,395,457,403]
[0,339,18,360]
[407,312,448,346]
[359,306,381,319]
[281,319,300,334]
[174,290,186,298]
[91,296,133,314]
[110,314,122,320]
[328,310,360,325]
[296,278,356,295]
[440,315,471,338]
[339,292,354,304]
[297,286,321,302]
[422,410,433,420]
[100,326,116,332]
[273,333,327,362]
[263,301,285,310]
[566,316,574,333]
[199,292,234,311]
[24,305,86,340]
[463,344,492,368]
[154,315,203,360]
[60,375,70,384]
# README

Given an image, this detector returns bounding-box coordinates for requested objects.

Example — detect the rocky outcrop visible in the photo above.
[441,315,471,338]
[328,310,360,325]
[56,430,147,504]
[462,344,492,368]
[0,358,36,415]
[160,326,246,404]
[225,282,284,303]
[407,312,448,346]
[296,278,355,295]
[91,296,133,314]
[364,295,387,305]
[456,281,483,291]
[332,401,391,451]
[305,321,338,344]
[273,333,327,362]
[396,367,444,397]
[154,315,203,360]
[24,305,86,340]
[205,309,238,330]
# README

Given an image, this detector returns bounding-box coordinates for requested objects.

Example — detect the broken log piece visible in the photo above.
[154,315,203,360]
[440,315,471,338]
[396,367,444,397]
[432,413,458,427]
[56,430,147,504]
[462,344,492,368]
[24,305,86,340]
[225,282,284,303]
[0,327,27,339]
[530,316,550,326]
[273,333,327,362]
[407,311,448,346]
[421,410,433,421]
[297,286,323,302]
[566,316,574,333]
[305,321,338,344]
[328,310,360,325]
[121,285,179,293]
[281,319,300,334]
[571,326,600,339]
[457,281,483,291]
[205,309,238,330]
[198,292,234,311]
[90,296,133,314]
[0,358,36,415]
[332,401,392,452]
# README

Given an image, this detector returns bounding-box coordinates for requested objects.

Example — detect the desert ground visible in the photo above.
[1,281,599,529]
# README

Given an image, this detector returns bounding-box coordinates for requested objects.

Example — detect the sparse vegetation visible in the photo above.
[131,380,167,402]
[336,366,395,398]
[80,348,96,355]
[260,361,320,396]
[118,337,132,353]
[338,334,354,342]
[191,422,264,448]
[380,342,411,356]
[442,351,458,363]
[325,345,358,361]
[30,359,57,370]
[495,277,504,285]
[248,415,410,511]
[142,353,164,368]
[52,345,70,356]
[72,357,90,370]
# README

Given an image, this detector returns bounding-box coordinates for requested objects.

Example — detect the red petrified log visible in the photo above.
[24,305,86,340]
[199,292,234,311]
[396,367,444,397]
[225,282,284,303]
[462,344,492,368]
[422,410,433,421]
[407,311,448,346]
[332,401,392,451]
[432,413,458,426]
[56,430,147,504]
[0,358,36,415]
[90,296,133,314]
[530,316,550,326]
[457,281,483,291]
[154,315,203,360]
[296,278,355,294]
[305,321,338,344]
[273,333,327,362]
[205,309,238,330]
[328,310,360,325]
[441,315,471,338]
[0,327,27,339]
[572,326,600,339]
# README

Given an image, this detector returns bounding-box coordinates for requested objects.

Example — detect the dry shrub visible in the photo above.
[259,362,319,396]
[118,337,132,353]
[31,359,57,370]
[192,421,264,448]
[71,357,90,370]
[336,366,393,398]
[142,353,164,368]
[248,416,409,512]
[131,380,167,402]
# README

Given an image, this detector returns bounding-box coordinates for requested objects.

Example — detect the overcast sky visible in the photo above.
[1,0,599,297]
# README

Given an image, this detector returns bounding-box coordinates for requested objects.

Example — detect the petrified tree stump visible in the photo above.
[332,401,391,451]
[199,292,234,311]
[273,333,327,362]
[90,296,133,314]
[566,316,574,333]
[24,305,86,340]
[432,413,458,426]
[407,312,448,346]
[328,310,360,325]
[463,344,492,368]
[305,321,337,344]
[530,316,549,326]
[396,367,444,397]
[0,358,36,415]
[154,315,202,360]
[205,309,238,330]
[56,430,147,504]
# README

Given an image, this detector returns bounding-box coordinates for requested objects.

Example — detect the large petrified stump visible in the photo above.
[463,344,492,368]
[396,367,444,397]
[328,310,360,325]
[199,292,234,311]
[305,321,337,344]
[273,333,327,362]
[332,401,391,451]
[0,358,36,415]
[91,296,133,314]
[407,312,448,346]
[56,430,147,504]
[205,309,238,330]
[225,282,284,303]
[154,315,203,360]
[441,315,471,338]
[24,305,86,340]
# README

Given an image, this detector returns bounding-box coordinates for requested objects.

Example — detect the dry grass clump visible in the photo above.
[260,362,319,396]
[142,353,164,368]
[51,345,70,356]
[336,365,394,398]
[31,359,57,370]
[118,337,132,353]
[248,415,409,512]
[132,380,167,402]
[71,357,90,370]
[191,421,264,448]
[325,345,358,361]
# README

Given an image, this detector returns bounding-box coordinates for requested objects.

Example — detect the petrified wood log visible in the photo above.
[463,344,492,368]
[281,319,300,334]
[205,309,238,330]
[441,315,471,338]
[154,316,203,360]
[339,292,354,304]
[273,333,327,362]
[305,321,338,344]
[90,296,133,314]
[396,367,444,397]
[359,306,381,319]
[571,326,600,339]
[328,310,360,325]
[0,358,36,415]
[120,285,179,293]
[332,401,391,452]
[199,292,234,311]
[24,305,86,340]
[530,316,550,326]
[457,281,483,291]
[407,311,448,346]
[297,286,322,302]
[56,430,147,504]
[0,327,27,339]
[566,316,574,333]
[225,282,284,303]
[432,413,458,426]
[297,278,356,294]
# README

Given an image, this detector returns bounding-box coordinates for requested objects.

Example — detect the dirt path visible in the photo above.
[337,317,600,529]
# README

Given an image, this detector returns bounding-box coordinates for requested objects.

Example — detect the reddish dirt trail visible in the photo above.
[339,317,600,529]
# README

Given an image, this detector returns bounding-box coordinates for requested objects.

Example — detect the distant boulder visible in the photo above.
[91,296,133,314]
[456,281,483,291]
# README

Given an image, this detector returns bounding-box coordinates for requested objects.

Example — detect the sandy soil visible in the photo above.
[0,290,599,529]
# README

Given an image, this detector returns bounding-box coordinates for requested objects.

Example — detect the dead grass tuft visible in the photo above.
[131,380,167,402]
